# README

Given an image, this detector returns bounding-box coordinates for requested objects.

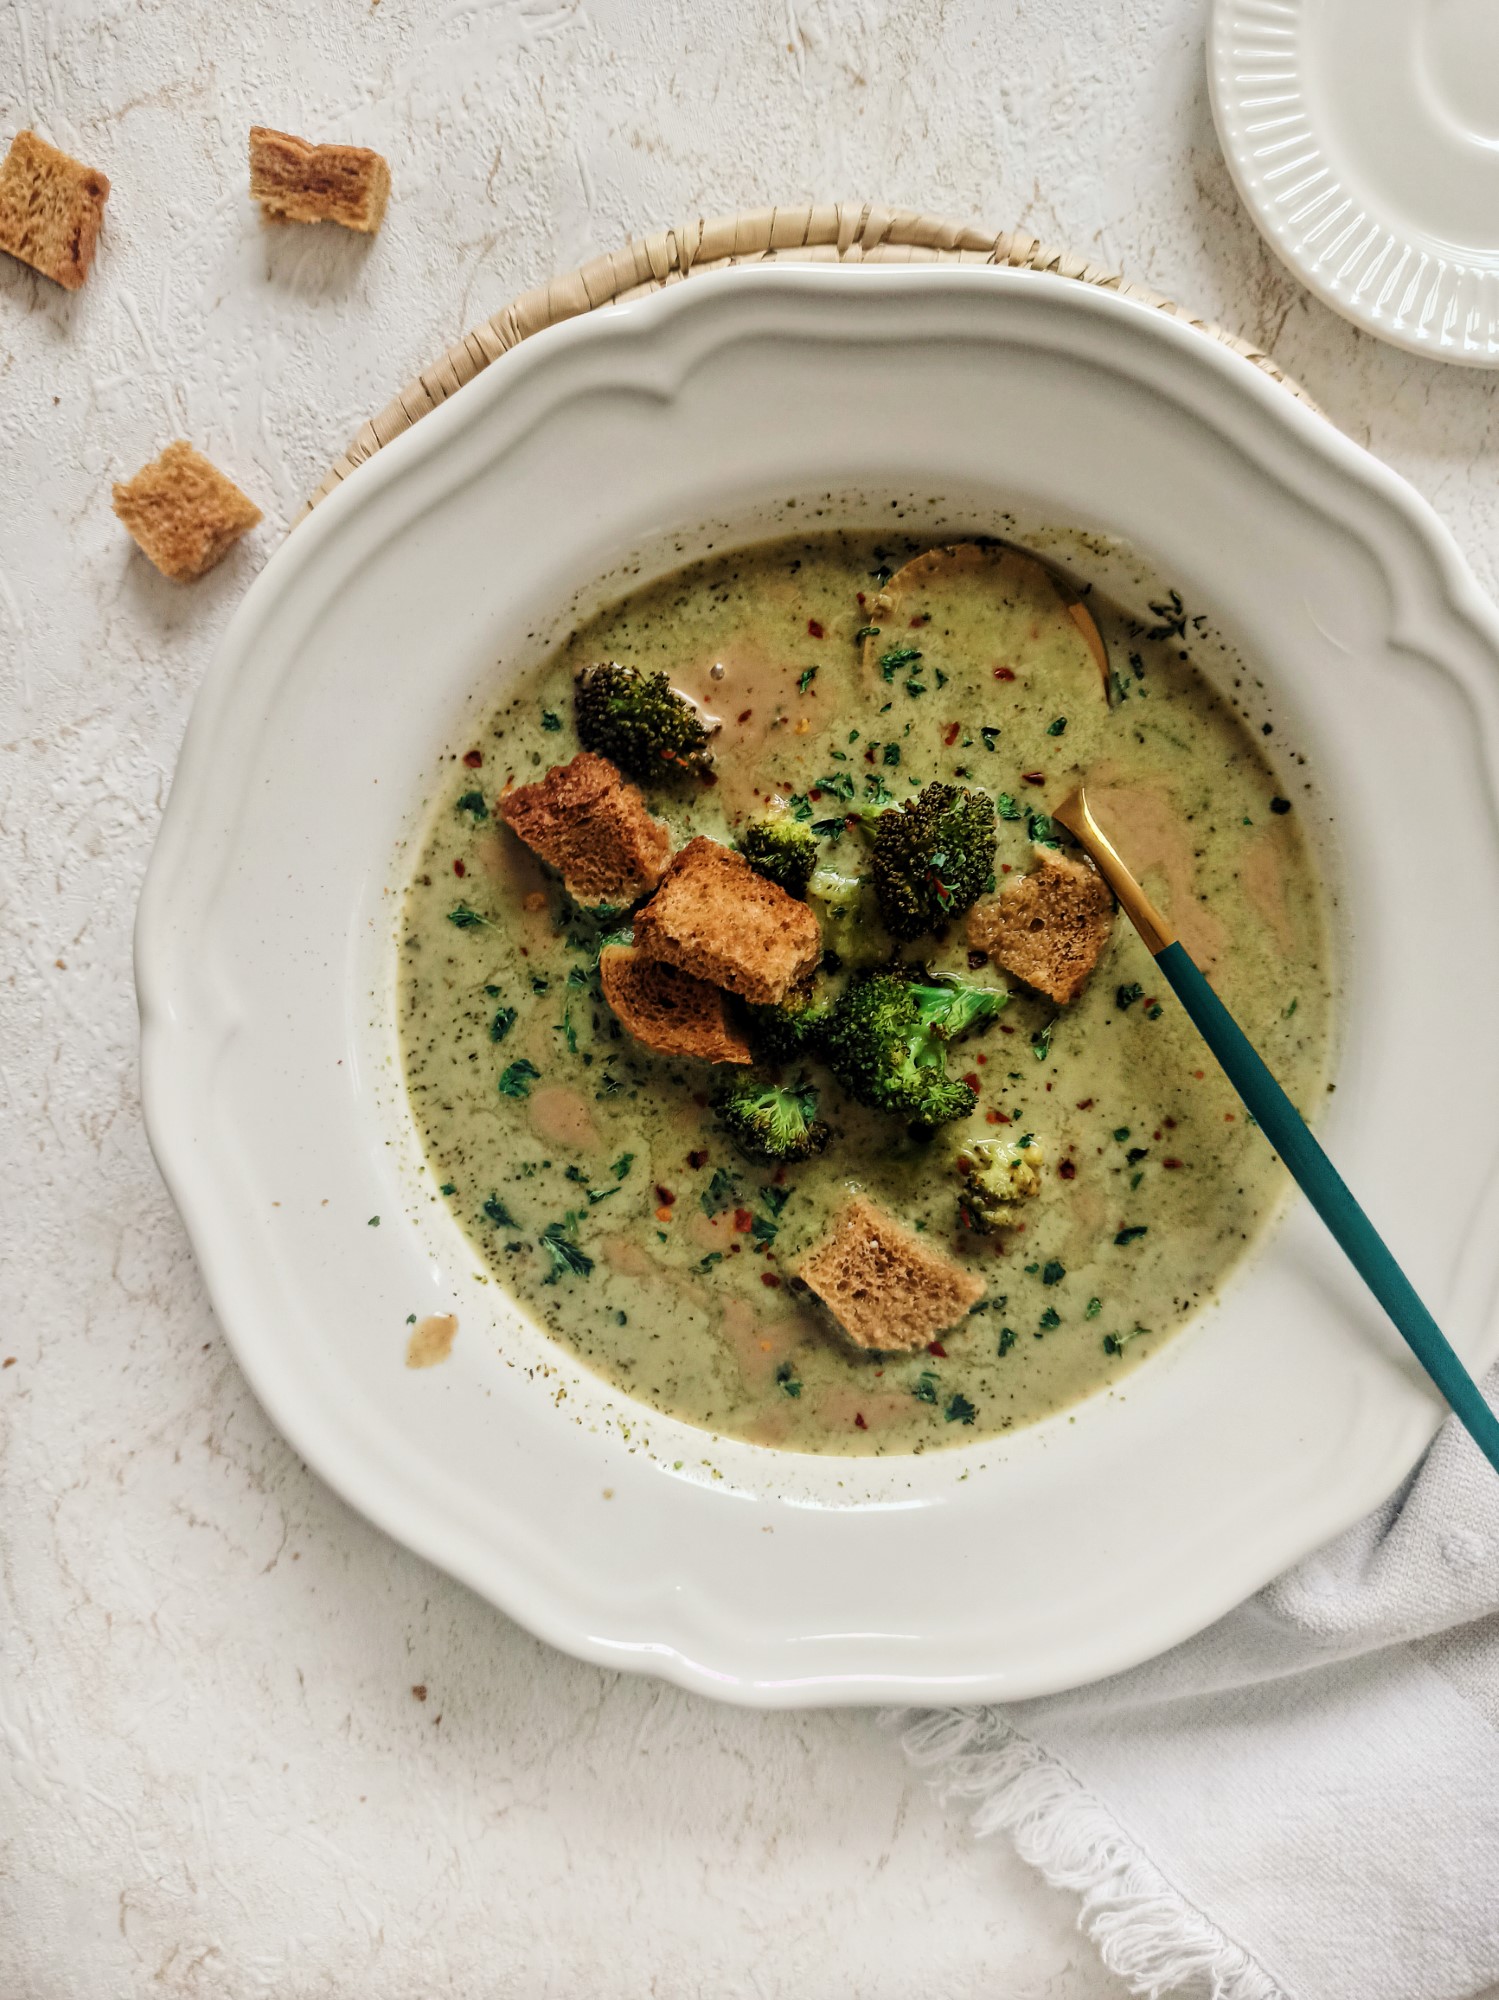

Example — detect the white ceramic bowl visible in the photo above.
[137,266,1499,1706]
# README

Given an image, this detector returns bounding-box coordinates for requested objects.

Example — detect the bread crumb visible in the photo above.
[968,850,1115,1004]
[0,130,110,290]
[249,126,390,234]
[797,1195,984,1352]
[632,837,821,1006]
[112,442,261,582]
[599,945,752,1065]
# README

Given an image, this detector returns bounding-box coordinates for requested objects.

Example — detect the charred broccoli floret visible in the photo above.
[854,782,997,939]
[738,814,819,897]
[713,1074,831,1163]
[745,982,830,1066]
[958,1138,1044,1233]
[573,661,713,782]
[821,968,1008,1127]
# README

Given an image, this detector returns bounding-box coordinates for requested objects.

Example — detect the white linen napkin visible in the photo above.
[900,1366,1499,2000]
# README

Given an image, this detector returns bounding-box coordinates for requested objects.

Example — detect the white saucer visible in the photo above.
[1210,0,1499,365]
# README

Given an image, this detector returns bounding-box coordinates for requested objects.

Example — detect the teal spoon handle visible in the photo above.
[1154,940,1499,1475]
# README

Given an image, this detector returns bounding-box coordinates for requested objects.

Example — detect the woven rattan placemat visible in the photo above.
[302,202,1309,518]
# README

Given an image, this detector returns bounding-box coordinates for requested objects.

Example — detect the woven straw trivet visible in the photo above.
[302,202,1311,518]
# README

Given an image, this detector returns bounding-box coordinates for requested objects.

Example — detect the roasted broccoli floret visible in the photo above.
[821,968,1008,1127]
[958,1138,1044,1233]
[806,865,891,967]
[855,782,997,939]
[573,661,713,782]
[738,814,819,897]
[746,983,830,1065]
[713,1074,831,1163]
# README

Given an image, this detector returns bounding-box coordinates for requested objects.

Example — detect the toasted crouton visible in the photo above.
[968,850,1115,1004]
[0,130,110,291]
[112,442,262,581]
[632,837,821,1006]
[598,945,752,1065]
[797,1194,984,1353]
[249,126,390,234]
[499,752,672,908]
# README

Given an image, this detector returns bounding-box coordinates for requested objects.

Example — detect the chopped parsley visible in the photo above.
[1115,983,1143,1011]
[854,624,882,642]
[611,1153,635,1179]
[498,1059,541,1098]
[912,1372,939,1405]
[1113,1126,1132,1142]
[1270,796,1291,815]
[701,1166,738,1217]
[1041,1260,1066,1286]
[980,726,1000,752]
[997,1327,1017,1356]
[750,1214,779,1247]
[539,1222,593,1283]
[1114,1225,1148,1246]
[1027,810,1059,848]
[482,1193,519,1228]
[775,1362,803,1399]
[945,1393,977,1425]
[882,742,901,767]
[862,773,894,805]
[489,1005,518,1043]
[1085,1296,1102,1319]
[786,793,814,821]
[1031,1022,1054,1062]
[878,644,922,682]
[815,770,856,802]
[798,666,818,693]
[540,709,563,732]
[1046,716,1067,736]
[1104,1326,1150,1355]
[440,1181,457,1197]
[1144,1001,1164,1021]
[1039,1306,1061,1330]
[759,1185,792,1216]
[447,903,491,930]
[996,792,1023,821]
[455,790,489,820]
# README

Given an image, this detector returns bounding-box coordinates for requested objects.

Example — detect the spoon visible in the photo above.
[1053,780,1499,1477]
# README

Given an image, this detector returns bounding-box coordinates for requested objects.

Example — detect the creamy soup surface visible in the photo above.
[398,533,1334,1456]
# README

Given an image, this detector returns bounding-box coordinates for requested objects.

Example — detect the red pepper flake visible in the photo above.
[1021,770,1046,787]
[807,618,824,638]
[962,1072,981,1091]
[1059,1158,1077,1181]
[462,749,483,767]
[1163,1157,1183,1170]
[854,1412,867,1431]
[809,787,823,801]
[985,1109,1003,1124]
[686,1149,709,1169]
[856,591,867,606]
[1193,1069,1206,1080]
[655,1185,676,1206]
[654,1206,673,1224]
[864,747,877,763]
[732,1208,754,1233]
[1153,1130,1162,1141]
[1076,1098,1095,1110]
[738,709,753,723]
[944,722,961,746]
[975,1052,987,1065]
[773,1165,788,1184]
[761,1271,782,1288]
[927,1340,948,1358]
[909,613,930,627]
[1000,862,1012,873]
[993,665,1016,681]
[1224,1112,1236,1122]
[1164,1116,1178,1129]
[453,858,466,876]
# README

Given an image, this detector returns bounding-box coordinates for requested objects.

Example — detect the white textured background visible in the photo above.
[4,2,1498,1995]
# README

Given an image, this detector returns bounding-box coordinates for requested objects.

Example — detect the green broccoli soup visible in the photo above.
[398,533,1334,1456]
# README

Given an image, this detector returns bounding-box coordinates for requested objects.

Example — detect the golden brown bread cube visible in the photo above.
[0,130,110,291]
[632,837,822,1007]
[796,1195,984,1352]
[249,126,390,234]
[111,442,262,582]
[598,945,752,1065]
[498,753,672,908]
[967,850,1115,1004]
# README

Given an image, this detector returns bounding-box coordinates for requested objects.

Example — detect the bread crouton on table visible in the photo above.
[249,126,390,234]
[967,850,1115,1005]
[598,945,752,1066]
[0,129,110,291]
[797,1194,984,1353]
[499,752,672,908]
[111,442,262,582]
[631,837,821,1007]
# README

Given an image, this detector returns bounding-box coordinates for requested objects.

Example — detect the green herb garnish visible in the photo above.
[945,1393,977,1425]
[455,790,489,819]
[540,710,563,732]
[1041,1260,1065,1286]
[1085,1297,1102,1319]
[1039,1306,1061,1330]
[539,1221,593,1283]
[482,1193,518,1228]
[878,644,922,682]
[1114,1225,1148,1246]
[776,1362,803,1399]
[996,792,1023,821]
[1115,983,1143,1011]
[798,666,818,693]
[498,1059,541,1098]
